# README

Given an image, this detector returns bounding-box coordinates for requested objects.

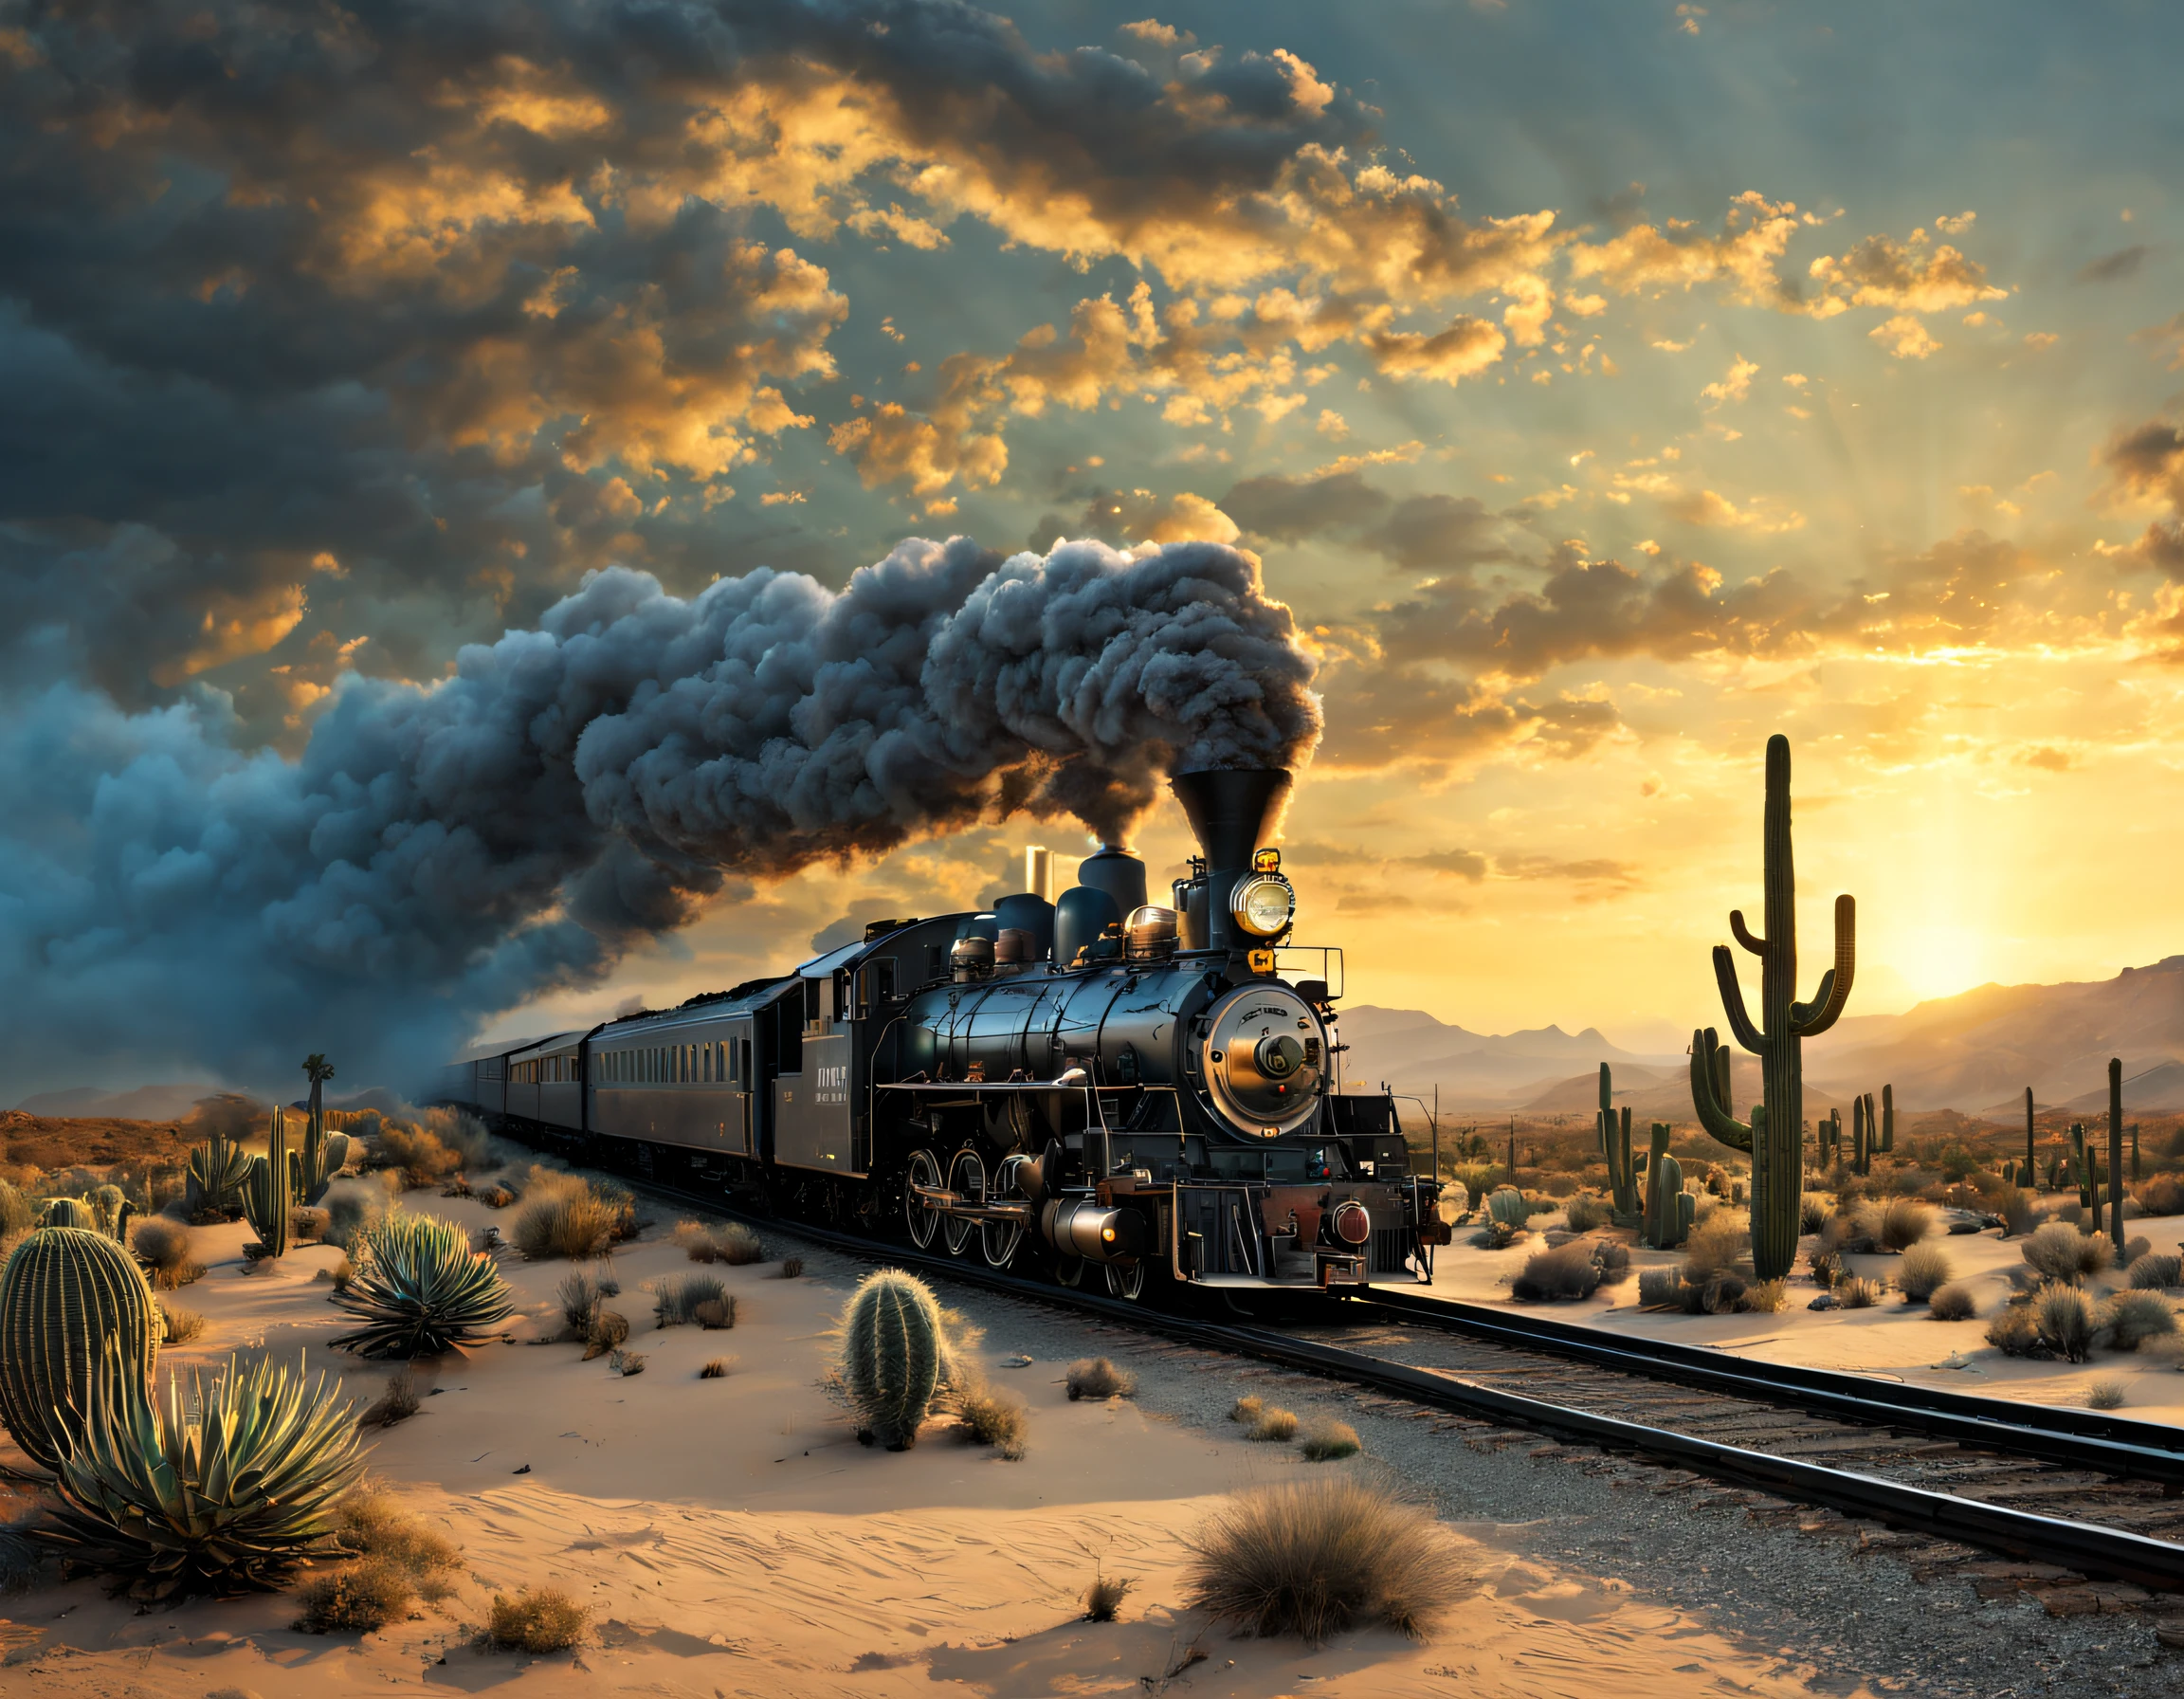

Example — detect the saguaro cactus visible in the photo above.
[2108,1057,2124,1254]
[2069,1124,2093,1210]
[1598,1065,1639,1224]
[1878,1086,1895,1155]
[186,1124,251,1216]
[296,1055,349,1204]
[2024,1087,2035,1185]
[1850,1099,1866,1176]
[242,1108,291,1260]
[840,1269,946,1451]
[0,1227,161,1473]
[1689,735,1855,1282]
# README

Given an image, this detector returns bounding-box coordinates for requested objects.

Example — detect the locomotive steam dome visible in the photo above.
[1200,981,1326,1135]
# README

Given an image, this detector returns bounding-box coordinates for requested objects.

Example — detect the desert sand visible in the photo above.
[1413,1206,2184,1426]
[0,1181,1887,1699]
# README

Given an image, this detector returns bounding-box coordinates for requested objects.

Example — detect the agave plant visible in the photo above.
[38,1349,367,1599]
[330,1213,515,1358]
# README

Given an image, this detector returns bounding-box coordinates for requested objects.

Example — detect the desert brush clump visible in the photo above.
[699,1357,737,1379]
[1065,1358,1138,1401]
[358,1366,421,1428]
[2086,1377,2128,1411]
[1929,1283,1978,1321]
[692,1297,737,1329]
[838,1269,950,1450]
[954,1379,1028,1459]
[2129,1251,2183,1289]
[483,1586,590,1653]
[130,1217,200,1289]
[582,1309,630,1361]
[1987,1303,2043,1356]
[1181,1477,1477,1646]
[1897,1243,1954,1304]
[39,1350,367,1599]
[2136,1174,2184,1215]
[653,1272,731,1327]
[674,1218,765,1265]
[0,1225,163,1473]
[1681,1211,1750,1283]
[1083,1572,1131,1622]
[1299,1418,1362,1461]
[1247,1406,1299,1442]
[1510,1240,1606,1302]
[2033,1282,2098,1361]
[780,1256,804,1279]
[329,1213,515,1359]
[510,1168,627,1261]
[2098,1288,2178,1351]
[1739,1277,1789,1313]
[1798,1194,1829,1235]
[2022,1221,2114,1286]
[1877,1197,1934,1252]
[292,1484,461,1634]
[1834,1275,1883,1309]
[1562,1194,1612,1233]
[155,1303,206,1344]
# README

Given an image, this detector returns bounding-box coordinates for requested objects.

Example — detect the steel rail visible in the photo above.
[1350,1286,2184,1489]
[592,1161,2184,1594]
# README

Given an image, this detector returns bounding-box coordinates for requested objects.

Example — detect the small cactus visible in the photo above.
[186,1124,251,1215]
[839,1269,947,1451]
[1598,1066,1639,1224]
[0,1227,162,1473]
[1642,1124,1691,1250]
[242,1107,292,1259]
[87,1185,135,1242]
[1485,1186,1529,1228]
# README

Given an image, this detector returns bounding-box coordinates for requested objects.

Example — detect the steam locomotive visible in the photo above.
[437,769,1447,1300]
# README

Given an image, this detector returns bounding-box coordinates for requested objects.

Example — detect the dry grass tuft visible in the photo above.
[296,1486,461,1634]
[692,1297,737,1330]
[1229,1396,1264,1425]
[1928,1283,1978,1321]
[1248,1407,1299,1443]
[1898,1242,1954,1303]
[2086,1377,2128,1411]
[1878,1197,1934,1252]
[2100,1288,2178,1350]
[2128,1251,2183,1289]
[1738,1277,1788,1314]
[483,1587,589,1653]
[1182,1478,1477,1646]
[1562,1194,1612,1233]
[1065,1358,1136,1401]
[132,1217,193,1286]
[779,1256,804,1279]
[954,1379,1028,1460]
[2022,1221,2114,1286]
[1681,1211,1749,1282]
[1834,1275,1883,1309]
[699,1357,737,1379]
[359,1366,422,1429]
[155,1302,205,1344]
[2035,1282,2097,1361]
[2136,1174,2184,1216]
[1083,1571,1131,1621]
[653,1273,728,1327]
[674,1218,765,1265]
[1298,1418,1361,1461]
[1987,1303,2042,1356]
[293,1555,413,1634]
[581,1309,628,1361]
[1510,1241,1602,1303]
[511,1170,620,1261]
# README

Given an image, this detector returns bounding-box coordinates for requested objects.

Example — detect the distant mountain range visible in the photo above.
[11,1083,221,1122]
[1340,956,2184,1121]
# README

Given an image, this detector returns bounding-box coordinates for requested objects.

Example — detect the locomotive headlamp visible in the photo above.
[1229,869,1296,940]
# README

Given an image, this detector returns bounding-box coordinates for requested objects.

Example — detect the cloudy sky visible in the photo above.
[5,0,2182,1093]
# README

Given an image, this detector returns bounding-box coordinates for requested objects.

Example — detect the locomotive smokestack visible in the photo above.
[1171,768,1292,953]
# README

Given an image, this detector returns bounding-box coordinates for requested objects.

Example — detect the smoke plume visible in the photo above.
[0,537,1318,1092]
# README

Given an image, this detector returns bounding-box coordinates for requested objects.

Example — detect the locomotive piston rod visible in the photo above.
[1042,1197,1154,1263]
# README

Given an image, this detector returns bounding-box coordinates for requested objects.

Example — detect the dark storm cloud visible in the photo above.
[1220,470,1515,576]
[2101,416,2184,576]
[0,538,1320,1091]
[2077,245,2149,284]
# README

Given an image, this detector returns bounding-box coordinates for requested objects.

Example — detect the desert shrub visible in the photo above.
[1083,1573,1130,1622]
[1739,1277,1788,1313]
[132,1217,192,1283]
[780,1256,804,1279]
[359,1367,421,1428]
[0,1181,37,1238]
[1249,1407,1299,1442]
[954,1379,1028,1459]
[674,1218,765,1265]
[2128,1251,2182,1289]
[653,1273,729,1327]
[2126,1234,2153,1265]
[699,1357,735,1379]
[1929,1283,1978,1321]
[1229,1395,1264,1423]
[1987,1303,2042,1356]
[2034,1283,2097,1361]
[365,1120,463,1189]
[1834,1276,1882,1309]
[1808,1249,1842,1289]
[1798,1195,1828,1235]
[555,1270,604,1336]
[2087,1377,2128,1410]
[1820,1207,1877,1257]
[293,1555,412,1634]
[2135,1174,2184,1216]
[422,1106,494,1171]
[1636,1267,1684,1308]
[610,1349,645,1377]
[1999,1187,2036,1238]
[1511,1241,1602,1303]
[335,1482,462,1582]
[484,1587,589,1653]
[1898,1243,1954,1303]
[2099,1288,2178,1350]
[692,1298,737,1330]
[1299,1418,1361,1461]
[1594,1241,1630,1284]
[1878,1198,1934,1252]
[1683,1211,1749,1282]
[324,1187,393,1252]
[156,1303,206,1344]
[581,1310,629,1361]
[1065,1359,1137,1401]
[1562,1195,1611,1233]
[1182,1478,1475,1646]
[2022,1221,2113,1286]
[511,1170,619,1261]
[479,1185,515,1209]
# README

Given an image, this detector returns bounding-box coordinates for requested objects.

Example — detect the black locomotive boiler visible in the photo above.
[439,768,1448,1299]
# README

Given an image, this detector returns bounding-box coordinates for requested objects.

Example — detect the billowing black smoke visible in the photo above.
[0,537,1318,1092]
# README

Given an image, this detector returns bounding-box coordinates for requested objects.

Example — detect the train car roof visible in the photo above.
[793,913,976,979]
[596,976,799,1037]
[501,1031,589,1061]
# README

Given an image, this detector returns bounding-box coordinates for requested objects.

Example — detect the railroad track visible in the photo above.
[558,1150,2184,1595]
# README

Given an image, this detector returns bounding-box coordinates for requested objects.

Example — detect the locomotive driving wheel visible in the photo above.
[942,1149,986,1257]
[903,1149,942,1250]
[981,1153,1032,1269]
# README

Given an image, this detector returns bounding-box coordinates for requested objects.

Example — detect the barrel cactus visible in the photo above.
[840,1269,948,1451]
[1485,1186,1529,1228]
[37,1348,366,1599]
[242,1109,290,1260]
[329,1213,515,1358]
[0,1227,161,1473]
